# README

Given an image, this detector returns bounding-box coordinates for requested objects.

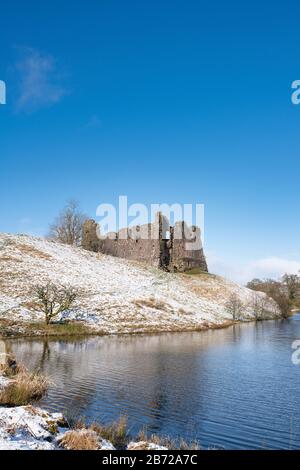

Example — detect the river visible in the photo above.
[5,314,300,449]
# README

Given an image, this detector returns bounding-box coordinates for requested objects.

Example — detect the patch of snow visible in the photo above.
[127,441,168,450]
[0,405,65,450]
[100,439,116,450]
[56,428,116,450]
[0,376,11,390]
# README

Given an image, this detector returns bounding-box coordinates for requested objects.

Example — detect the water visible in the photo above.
[5,315,300,449]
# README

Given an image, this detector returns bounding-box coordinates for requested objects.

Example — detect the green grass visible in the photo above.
[0,319,97,338]
[184,268,216,277]
[28,321,93,336]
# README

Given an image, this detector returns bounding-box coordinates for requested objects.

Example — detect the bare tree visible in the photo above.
[265,279,291,318]
[33,283,77,325]
[48,200,87,246]
[282,273,300,303]
[225,293,244,321]
[247,277,292,318]
[246,278,264,291]
[251,293,270,320]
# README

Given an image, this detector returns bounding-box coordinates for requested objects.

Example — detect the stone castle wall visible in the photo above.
[82,213,208,273]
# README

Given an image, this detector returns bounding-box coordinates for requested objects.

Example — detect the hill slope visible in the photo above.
[0,233,280,335]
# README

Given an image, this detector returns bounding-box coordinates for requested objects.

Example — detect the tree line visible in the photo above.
[246,274,300,318]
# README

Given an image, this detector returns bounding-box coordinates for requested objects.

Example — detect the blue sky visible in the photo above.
[0,0,300,282]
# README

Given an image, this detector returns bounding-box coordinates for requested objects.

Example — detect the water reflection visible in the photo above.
[6,316,300,449]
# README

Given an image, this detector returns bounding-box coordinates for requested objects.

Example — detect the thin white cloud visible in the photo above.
[207,251,300,285]
[247,257,300,280]
[14,47,68,113]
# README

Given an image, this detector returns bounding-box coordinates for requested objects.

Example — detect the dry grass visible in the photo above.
[0,256,23,263]
[21,300,41,311]
[0,316,236,340]
[137,429,201,450]
[60,429,100,450]
[177,438,201,450]
[206,320,236,330]
[0,359,49,406]
[71,415,129,449]
[27,321,92,336]
[0,355,21,377]
[127,441,150,450]
[90,415,129,449]
[17,244,52,260]
[133,297,168,311]
[59,417,201,451]
[0,319,94,339]
[178,307,193,315]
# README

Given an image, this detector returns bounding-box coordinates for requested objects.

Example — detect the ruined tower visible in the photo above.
[82,213,208,273]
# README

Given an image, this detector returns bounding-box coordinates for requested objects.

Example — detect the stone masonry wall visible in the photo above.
[82,213,208,273]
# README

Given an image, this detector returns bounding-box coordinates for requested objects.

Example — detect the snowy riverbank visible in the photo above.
[0,404,168,450]
[0,233,281,337]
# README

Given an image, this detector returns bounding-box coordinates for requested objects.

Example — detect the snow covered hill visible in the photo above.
[0,233,280,335]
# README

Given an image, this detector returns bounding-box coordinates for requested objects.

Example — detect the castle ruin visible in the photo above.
[82,213,208,273]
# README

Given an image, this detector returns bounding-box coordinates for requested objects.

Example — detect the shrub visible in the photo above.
[33,282,77,325]
[247,278,292,318]
[90,416,129,449]
[0,367,49,406]
[60,429,100,450]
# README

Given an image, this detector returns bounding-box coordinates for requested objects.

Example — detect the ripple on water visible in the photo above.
[6,316,300,449]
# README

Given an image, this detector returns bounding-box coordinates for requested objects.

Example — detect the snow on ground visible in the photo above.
[57,429,116,450]
[0,376,11,390]
[127,441,168,450]
[0,233,280,334]
[0,405,65,450]
[0,403,169,450]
